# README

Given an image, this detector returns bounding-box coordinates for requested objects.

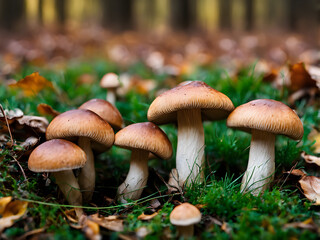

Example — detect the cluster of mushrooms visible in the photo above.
[28,76,304,223]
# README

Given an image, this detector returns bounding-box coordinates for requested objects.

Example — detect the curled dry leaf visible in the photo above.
[16,115,49,133]
[0,108,23,124]
[89,213,124,232]
[0,197,28,232]
[37,103,60,117]
[301,151,320,166]
[8,72,54,96]
[289,62,317,92]
[299,175,320,205]
[285,169,307,178]
[137,211,159,221]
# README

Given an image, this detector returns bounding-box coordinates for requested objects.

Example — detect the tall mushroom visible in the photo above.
[170,203,201,238]
[79,98,124,131]
[148,81,234,187]
[46,109,114,202]
[114,122,172,203]
[227,99,304,195]
[28,139,87,218]
[100,73,121,105]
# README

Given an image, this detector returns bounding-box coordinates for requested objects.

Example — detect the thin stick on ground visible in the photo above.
[0,104,14,147]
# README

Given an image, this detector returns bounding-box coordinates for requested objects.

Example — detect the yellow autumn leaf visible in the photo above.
[9,72,54,96]
[0,198,28,232]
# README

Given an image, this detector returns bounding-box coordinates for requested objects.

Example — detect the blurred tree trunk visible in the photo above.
[55,0,66,26]
[170,0,197,31]
[245,0,254,31]
[38,0,44,25]
[219,0,232,30]
[288,0,299,31]
[101,0,133,31]
[0,0,26,31]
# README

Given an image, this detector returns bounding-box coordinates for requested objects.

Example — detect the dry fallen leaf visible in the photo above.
[16,115,49,133]
[89,213,124,232]
[0,197,28,232]
[8,72,54,96]
[289,62,317,92]
[137,211,159,221]
[37,103,60,117]
[285,169,307,178]
[299,175,320,205]
[284,217,317,231]
[0,108,23,124]
[301,151,320,166]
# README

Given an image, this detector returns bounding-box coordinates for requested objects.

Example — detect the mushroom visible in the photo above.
[148,81,234,187]
[227,99,304,195]
[79,98,124,131]
[114,122,172,203]
[46,109,114,202]
[28,139,86,218]
[100,73,121,105]
[170,203,201,238]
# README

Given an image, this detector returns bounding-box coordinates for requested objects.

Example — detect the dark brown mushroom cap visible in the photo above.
[147,81,234,124]
[79,98,124,131]
[28,139,87,172]
[114,122,173,160]
[46,109,114,148]
[170,203,201,226]
[227,99,304,140]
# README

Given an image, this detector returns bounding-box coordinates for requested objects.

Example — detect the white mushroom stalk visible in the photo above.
[78,137,95,202]
[117,149,149,203]
[52,170,84,218]
[241,130,275,195]
[176,109,205,187]
[106,89,116,105]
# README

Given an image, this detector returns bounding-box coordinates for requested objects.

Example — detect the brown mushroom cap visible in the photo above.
[114,122,173,160]
[79,98,123,130]
[147,81,234,124]
[46,109,114,148]
[100,73,120,89]
[227,99,304,140]
[170,203,201,226]
[28,139,87,172]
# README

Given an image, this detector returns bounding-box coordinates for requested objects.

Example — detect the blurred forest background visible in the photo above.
[0,0,319,39]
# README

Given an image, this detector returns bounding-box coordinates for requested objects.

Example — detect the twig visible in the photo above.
[0,104,14,147]
[16,228,45,240]
[11,154,28,182]
[279,161,298,191]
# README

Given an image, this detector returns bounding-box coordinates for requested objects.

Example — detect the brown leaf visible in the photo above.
[0,197,28,232]
[0,108,23,124]
[289,62,317,92]
[137,211,159,221]
[9,72,54,96]
[89,213,124,232]
[16,115,49,133]
[299,176,320,204]
[284,218,317,231]
[285,169,307,178]
[37,103,60,117]
[301,151,320,166]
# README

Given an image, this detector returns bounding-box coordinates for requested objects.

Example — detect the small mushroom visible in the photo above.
[227,99,304,195]
[148,81,234,187]
[46,109,114,202]
[170,203,201,238]
[100,73,121,105]
[28,139,87,218]
[114,122,172,203]
[79,98,124,131]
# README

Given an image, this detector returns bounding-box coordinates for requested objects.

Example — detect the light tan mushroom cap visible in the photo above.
[227,99,304,140]
[46,109,114,148]
[147,81,234,124]
[79,98,124,130]
[114,122,173,160]
[100,73,120,88]
[170,203,202,226]
[28,139,87,172]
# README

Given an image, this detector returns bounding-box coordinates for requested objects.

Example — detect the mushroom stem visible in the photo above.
[117,149,149,203]
[176,225,194,238]
[241,130,275,195]
[78,137,95,202]
[176,109,205,187]
[106,89,116,105]
[52,170,84,218]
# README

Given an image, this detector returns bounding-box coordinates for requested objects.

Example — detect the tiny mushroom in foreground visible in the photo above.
[28,139,87,218]
[170,203,202,238]
[100,73,121,105]
[79,98,124,131]
[148,81,234,187]
[114,122,172,203]
[227,99,304,195]
[46,109,114,202]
